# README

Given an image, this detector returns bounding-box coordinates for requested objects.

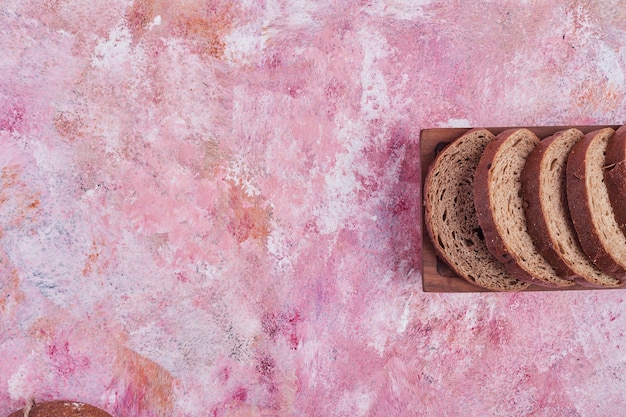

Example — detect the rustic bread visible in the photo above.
[604,124,626,235]
[424,129,529,291]
[474,128,574,287]
[521,129,622,287]
[8,401,112,417]
[566,127,626,279]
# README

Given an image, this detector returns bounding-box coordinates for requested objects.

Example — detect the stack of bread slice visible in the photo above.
[424,126,626,291]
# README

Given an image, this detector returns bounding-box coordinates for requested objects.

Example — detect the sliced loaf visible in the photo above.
[521,128,622,287]
[474,128,574,287]
[566,127,626,279]
[604,124,626,235]
[424,129,529,291]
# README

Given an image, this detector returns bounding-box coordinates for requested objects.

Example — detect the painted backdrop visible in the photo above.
[1,1,626,416]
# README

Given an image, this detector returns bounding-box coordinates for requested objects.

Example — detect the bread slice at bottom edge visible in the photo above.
[474,128,574,287]
[567,127,626,280]
[8,401,112,417]
[521,128,622,288]
[424,128,529,291]
[604,124,626,236]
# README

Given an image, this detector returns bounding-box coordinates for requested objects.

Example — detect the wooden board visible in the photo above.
[420,125,623,292]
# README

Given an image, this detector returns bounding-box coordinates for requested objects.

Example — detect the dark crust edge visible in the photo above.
[566,128,626,280]
[604,124,626,235]
[424,128,528,291]
[8,401,113,417]
[474,128,571,287]
[521,132,576,278]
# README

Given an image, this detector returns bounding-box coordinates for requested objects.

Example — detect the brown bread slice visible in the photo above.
[521,129,622,287]
[604,124,626,235]
[8,401,112,417]
[566,127,626,279]
[424,129,529,291]
[474,128,574,287]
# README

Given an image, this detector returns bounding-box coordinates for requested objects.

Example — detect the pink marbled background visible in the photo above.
[1,1,626,416]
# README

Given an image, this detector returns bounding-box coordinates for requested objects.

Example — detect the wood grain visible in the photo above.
[420,125,623,292]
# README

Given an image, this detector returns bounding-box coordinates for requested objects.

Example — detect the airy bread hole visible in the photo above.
[550,158,558,171]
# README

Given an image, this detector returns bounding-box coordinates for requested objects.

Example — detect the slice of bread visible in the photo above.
[604,124,626,235]
[566,127,626,279]
[8,401,112,417]
[521,128,622,288]
[474,128,574,287]
[424,129,529,291]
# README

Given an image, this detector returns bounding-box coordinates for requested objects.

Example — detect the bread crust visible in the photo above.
[604,124,626,235]
[521,132,576,278]
[8,401,112,417]
[474,128,571,287]
[474,130,523,277]
[566,128,626,279]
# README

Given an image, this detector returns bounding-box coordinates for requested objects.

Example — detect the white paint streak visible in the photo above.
[91,25,133,71]
[224,24,266,64]
[314,120,366,234]
[224,160,261,197]
[359,29,391,122]
[397,297,411,333]
[367,0,430,19]
[148,15,161,30]
[337,386,373,416]
[367,284,411,355]
[596,43,624,87]
[440,118,472,128]
[301,336,322,388]
[8,354,35,400]
[266,219,299,271]
[283,0,317,27]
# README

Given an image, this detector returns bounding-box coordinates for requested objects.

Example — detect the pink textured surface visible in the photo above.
[1,1,626,416]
